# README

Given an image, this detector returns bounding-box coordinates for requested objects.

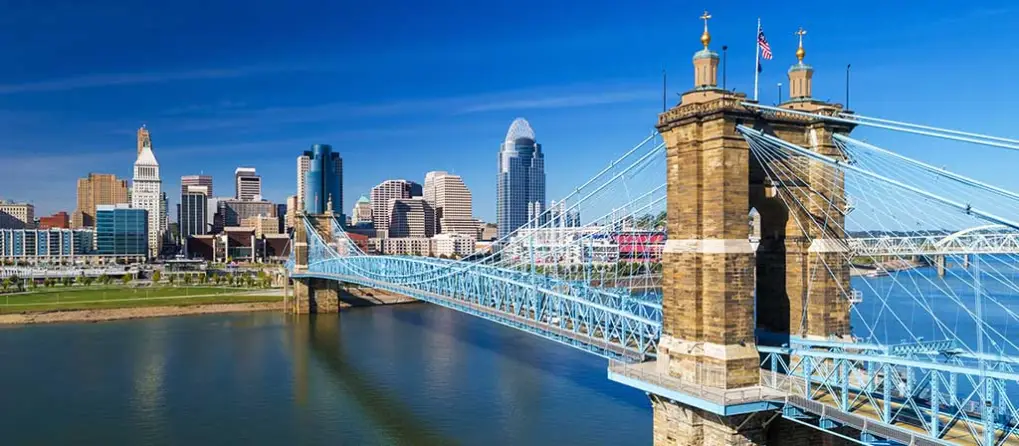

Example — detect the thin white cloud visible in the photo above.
[152,84,656,133]
[0,65,307,95]
[457,90,655,114]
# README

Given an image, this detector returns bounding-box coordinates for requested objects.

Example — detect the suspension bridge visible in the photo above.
[282,17,1019,446]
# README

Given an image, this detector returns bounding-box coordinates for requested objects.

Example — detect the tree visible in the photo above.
[151,271,161,284]
[82,276,94,287]
[44,278,53,288]
[30,279,38,289]
[1,278,10,293]
[198,273,207,285]
[183,274,192,285]
[62,276,72,287]
[227,274,235,286]
[121,274,131,286]
[169,274,176,285]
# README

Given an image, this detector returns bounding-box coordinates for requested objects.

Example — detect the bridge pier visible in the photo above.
[651,396,854,446]
[291,278,340,314]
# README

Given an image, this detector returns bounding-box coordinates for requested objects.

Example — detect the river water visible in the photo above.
[0,304,651,445]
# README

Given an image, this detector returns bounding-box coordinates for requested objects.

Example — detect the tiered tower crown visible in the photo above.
[692,10,719,90]
[786,27,814,101]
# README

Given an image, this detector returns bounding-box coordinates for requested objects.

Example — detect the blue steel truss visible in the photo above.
[760,338,1019,445]
[289,217,662,361]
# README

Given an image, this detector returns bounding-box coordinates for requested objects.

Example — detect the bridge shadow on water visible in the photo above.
[299,314,455,446]
[386,302,650,412]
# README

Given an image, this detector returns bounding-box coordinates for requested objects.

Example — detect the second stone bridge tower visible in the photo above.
[649,13,856,445]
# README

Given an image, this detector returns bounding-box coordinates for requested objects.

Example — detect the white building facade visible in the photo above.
[132,142,163,258]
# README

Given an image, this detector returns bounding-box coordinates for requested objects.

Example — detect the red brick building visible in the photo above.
[38,211,70,229]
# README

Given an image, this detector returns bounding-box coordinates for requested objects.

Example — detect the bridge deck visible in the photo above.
[612,361,1017,445]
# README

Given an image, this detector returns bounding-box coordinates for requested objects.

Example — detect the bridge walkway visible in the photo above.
[609,361,1018,445]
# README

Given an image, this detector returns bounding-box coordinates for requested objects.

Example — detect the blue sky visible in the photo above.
[1,0,1018,221]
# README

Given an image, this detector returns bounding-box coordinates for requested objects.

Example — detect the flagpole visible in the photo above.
[754,18,761,101]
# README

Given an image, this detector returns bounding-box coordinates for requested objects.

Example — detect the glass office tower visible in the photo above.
[497,118,545,240]
[95,204,148,256]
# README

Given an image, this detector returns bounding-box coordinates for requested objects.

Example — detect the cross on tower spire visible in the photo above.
[795,27,807,62]
[700,10,712,49]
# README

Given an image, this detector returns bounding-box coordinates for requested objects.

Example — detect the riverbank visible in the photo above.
[0,285,417,325]
[0,300,283,325]
[851,258,926,276]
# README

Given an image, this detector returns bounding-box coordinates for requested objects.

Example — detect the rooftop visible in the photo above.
[505,118,536,142]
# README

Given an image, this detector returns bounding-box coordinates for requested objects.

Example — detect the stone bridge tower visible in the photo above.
[650,13,855,445]
[287,157,343,314]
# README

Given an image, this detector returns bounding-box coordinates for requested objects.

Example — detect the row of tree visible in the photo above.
[0,274,133,293]
[150,271,272,288]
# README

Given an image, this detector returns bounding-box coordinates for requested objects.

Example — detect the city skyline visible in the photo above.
[2,2,1019,222]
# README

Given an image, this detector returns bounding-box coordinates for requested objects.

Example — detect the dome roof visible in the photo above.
[357,195,370,204]
[505,118,535,142]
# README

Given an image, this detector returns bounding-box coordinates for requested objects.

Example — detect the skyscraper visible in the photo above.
[423,171,475,239]
[370,180,417,238]
[181,175,213,197]
[137,125,151,156]
[497,118,545,239]
[180,185,209,241]
[285,195,298,232]
[296,154,311,211]
[132,139,162,258]
[301,144,343,216]
[235,167,261,201]
[72,173,129,228]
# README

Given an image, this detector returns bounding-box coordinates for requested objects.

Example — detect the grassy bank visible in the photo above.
[0,286,282,313]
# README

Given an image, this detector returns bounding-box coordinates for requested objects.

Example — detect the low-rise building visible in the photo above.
[477,222,498,241]
[38,211,70,229]
[0,228,94,264]
[0,201,35,229]
[502,227,618,265]
[432,234,475,258]
[374,237,432,256]
[223,226,257,262]
[370,233,475,257]
[186,231,291,263]
[614,231,666,263]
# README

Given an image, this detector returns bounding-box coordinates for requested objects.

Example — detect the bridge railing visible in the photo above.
[607,359,780,407]
[758,345,1019,445]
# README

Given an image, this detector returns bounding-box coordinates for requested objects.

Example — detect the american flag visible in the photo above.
[758,29,773,60]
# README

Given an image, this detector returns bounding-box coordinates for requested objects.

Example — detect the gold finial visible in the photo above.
[795,27,807,62]
[700,10,712,48]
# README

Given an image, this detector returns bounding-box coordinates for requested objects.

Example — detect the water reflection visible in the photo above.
[0,305,650,445]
